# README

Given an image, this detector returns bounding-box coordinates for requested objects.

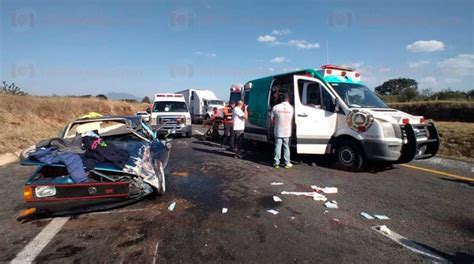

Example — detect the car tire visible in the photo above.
[186,130,192,138]
[335,139,365,171]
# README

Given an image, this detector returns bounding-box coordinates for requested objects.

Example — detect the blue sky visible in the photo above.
[1,0,473,100]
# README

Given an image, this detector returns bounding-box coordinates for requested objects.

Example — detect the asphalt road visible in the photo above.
[0,125,473,263]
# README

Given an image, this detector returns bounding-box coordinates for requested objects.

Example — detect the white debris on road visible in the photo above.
[281,191,328,201]
[325,200,338,209]
[222,208,228,214]
[360,212,375,219]
[273,196,282,202]
[267,209,279,215]
[271,182,284,186]
[311,186,338,194]
[168,201,176,211]
[374,214,390,220]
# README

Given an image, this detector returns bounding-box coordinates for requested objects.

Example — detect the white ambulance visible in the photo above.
[242,65,440,171]
[150,93,192,137]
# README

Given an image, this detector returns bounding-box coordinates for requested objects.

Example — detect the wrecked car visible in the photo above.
[17,116,170,221]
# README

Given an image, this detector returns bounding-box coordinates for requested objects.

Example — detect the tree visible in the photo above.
[96,94,108,100]
[141,96,151,103]
[375,78,419,102]
[1,81,28,96]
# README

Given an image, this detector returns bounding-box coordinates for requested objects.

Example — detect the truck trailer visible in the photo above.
[177,89,225,123]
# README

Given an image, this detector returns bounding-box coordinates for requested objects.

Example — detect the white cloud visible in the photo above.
[272,29,291,35]
[341,62,364,69]
[438,54,474,76]
[419,76,437,87]
[195,51,217,57]
[408,60,430,68]
[270,57,288,63]
[406,40,445,53]
[257,35,277,43]
[288,39,320,49]
[268,67,275,73]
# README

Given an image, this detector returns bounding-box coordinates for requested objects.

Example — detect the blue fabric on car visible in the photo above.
[29,148,88,183]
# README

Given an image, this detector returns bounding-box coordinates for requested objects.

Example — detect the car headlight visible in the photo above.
[186,117,191,125]
[381,122,396,138]
[35,186,56,198]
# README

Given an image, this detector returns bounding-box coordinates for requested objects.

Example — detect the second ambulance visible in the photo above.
[238,65,440,171]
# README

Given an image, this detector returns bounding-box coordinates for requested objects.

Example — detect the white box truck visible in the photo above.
[176,89,225,123]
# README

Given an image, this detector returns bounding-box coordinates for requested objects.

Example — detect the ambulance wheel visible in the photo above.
[335,140,365,171]
[186,131,192,138]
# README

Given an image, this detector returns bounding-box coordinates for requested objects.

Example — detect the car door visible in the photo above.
[293,75,338,154]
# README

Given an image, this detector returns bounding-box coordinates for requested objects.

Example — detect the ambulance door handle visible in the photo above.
[298,113,308,117]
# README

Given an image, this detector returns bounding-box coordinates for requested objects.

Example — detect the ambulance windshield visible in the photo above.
[330,83,387,108]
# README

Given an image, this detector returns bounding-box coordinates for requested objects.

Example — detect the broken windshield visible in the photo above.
[330,83,388,108]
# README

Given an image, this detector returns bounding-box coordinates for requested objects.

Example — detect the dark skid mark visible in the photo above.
[35,245,86,263]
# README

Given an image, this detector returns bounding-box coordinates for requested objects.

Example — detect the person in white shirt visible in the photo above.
[232,100,247,158]
[271,94,294,168]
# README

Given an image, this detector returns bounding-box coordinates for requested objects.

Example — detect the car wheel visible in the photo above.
[335,140,365,171]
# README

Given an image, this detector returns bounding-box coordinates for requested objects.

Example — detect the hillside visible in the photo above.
[0,95,147,155]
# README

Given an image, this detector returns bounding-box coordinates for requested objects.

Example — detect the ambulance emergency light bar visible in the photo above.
[230,84,243,92]
[321,64,361,81]
[155,93,184,98]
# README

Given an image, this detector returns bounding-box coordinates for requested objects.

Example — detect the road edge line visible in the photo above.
[401,164,473,182]
[10,217,70,264]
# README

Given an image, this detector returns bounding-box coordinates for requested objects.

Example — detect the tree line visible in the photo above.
[374,78,473,102]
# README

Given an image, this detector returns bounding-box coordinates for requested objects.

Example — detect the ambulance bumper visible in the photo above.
[361,140,402,162]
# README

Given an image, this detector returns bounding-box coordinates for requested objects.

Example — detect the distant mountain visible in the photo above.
[105,92,141,101]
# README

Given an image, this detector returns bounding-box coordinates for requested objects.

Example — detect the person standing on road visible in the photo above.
[271,94,294,169]
[222,101,235,149]
[232,100,247,158]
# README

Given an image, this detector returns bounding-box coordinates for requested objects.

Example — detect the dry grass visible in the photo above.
[1,95,472,161]
[388,101,474,122]
[0,95,147,155]
[436,121,474,161]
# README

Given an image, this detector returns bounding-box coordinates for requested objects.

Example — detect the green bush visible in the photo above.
[388,101,474,122]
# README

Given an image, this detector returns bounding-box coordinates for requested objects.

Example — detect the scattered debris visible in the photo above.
[222,208,228,214]
[311,186,338,194]
[376,225,391,235]
[273,196,282,202]
[360,212,375,220]
[271,182,284,186]
[374,214,390,220]
[372,225,448,262]
[267,209,279,215]
[325,200,338,209]
[360,212,390,220]
[281,191,328,201]
[168,201,176,211]
[324,210,329,214]
[171,171,189,177]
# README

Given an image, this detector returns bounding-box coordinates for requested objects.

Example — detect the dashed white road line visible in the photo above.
[152,240,161,264]
[11,217,70,264]
[372,225,448,263]
[194,130,204,135]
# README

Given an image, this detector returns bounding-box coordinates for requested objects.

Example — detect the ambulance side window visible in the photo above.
[298,80,322,107]
[322,88,335,111]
